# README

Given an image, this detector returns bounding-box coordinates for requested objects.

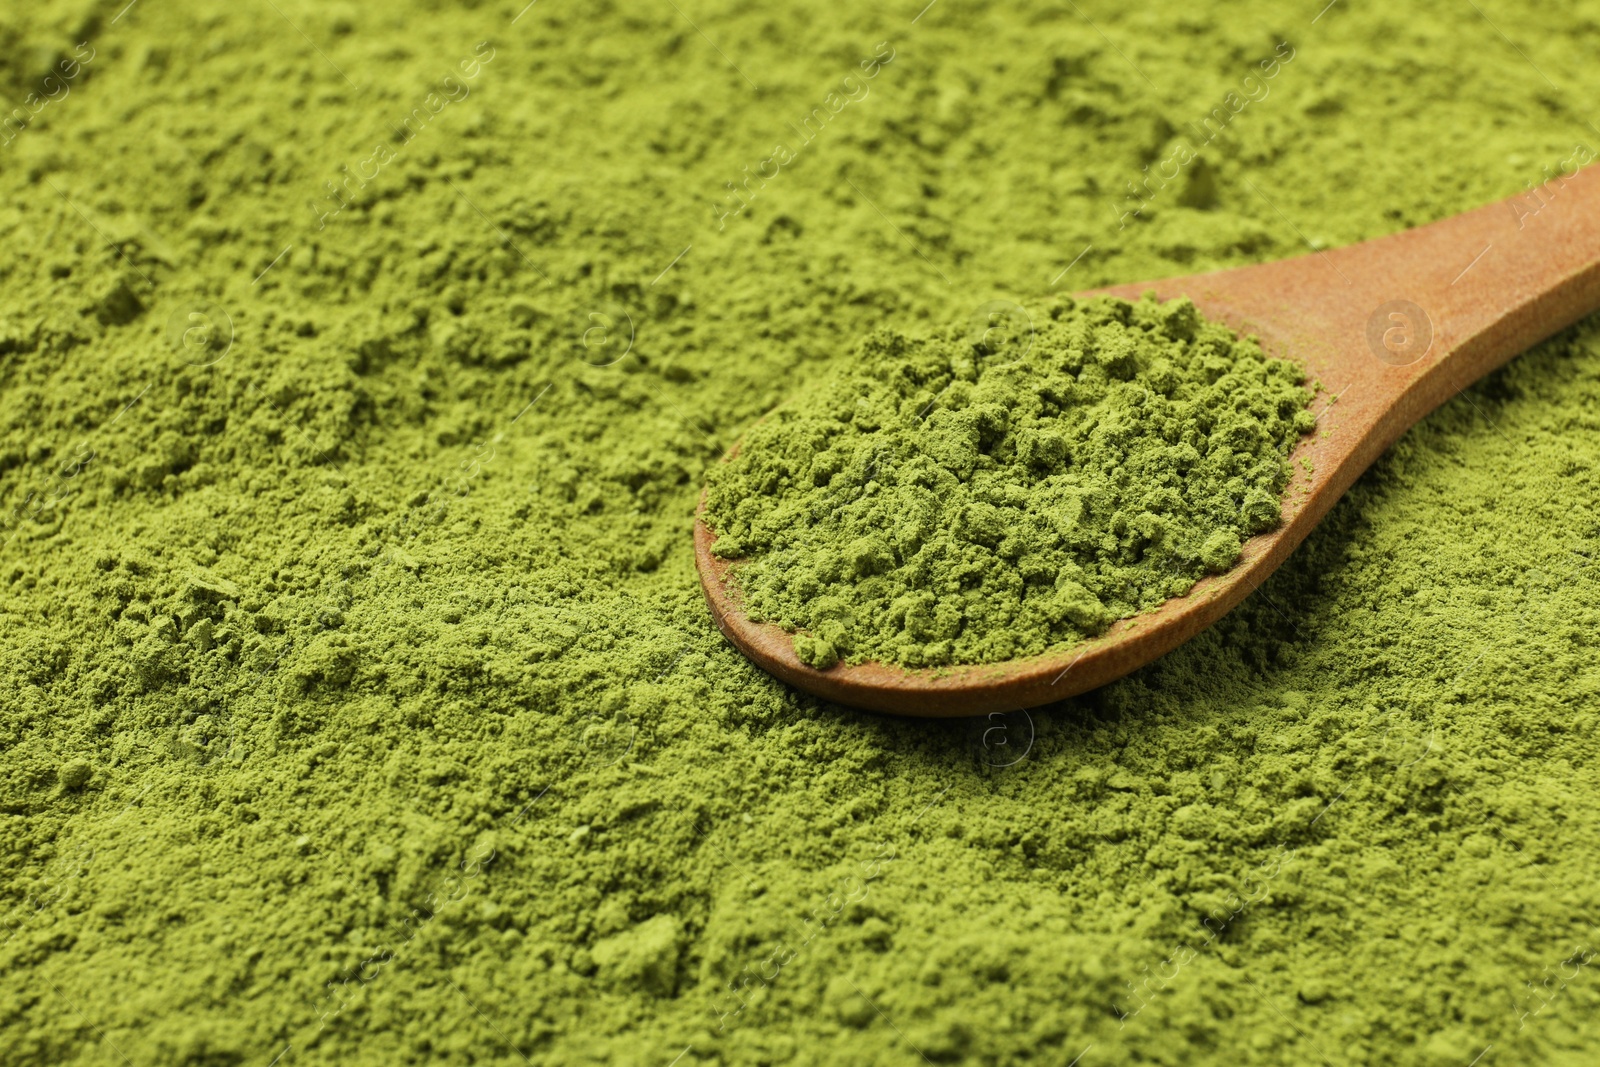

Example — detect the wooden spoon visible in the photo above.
[696,165,1600,716]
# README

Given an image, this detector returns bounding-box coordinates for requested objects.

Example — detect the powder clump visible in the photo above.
[704,293,1313,668]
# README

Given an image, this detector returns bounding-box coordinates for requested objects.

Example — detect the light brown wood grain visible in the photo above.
[697,165,1600,715]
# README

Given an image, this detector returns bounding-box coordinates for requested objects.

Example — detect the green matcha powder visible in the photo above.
[706,294,1313,668]
[5,1,1600,1065]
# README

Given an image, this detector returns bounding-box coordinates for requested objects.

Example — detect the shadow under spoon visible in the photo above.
[696,167,1600,716]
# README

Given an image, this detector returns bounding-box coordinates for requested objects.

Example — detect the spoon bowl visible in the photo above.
[696,166,1600,716]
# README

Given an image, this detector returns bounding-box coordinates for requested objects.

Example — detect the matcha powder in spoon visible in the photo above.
[703,293,1315,669]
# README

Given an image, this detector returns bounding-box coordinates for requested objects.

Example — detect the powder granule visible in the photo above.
[705,293,1313,668]
[5,0,1600,1063]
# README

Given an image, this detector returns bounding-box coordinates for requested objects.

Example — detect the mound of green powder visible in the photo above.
[705,294,1313,668]
[5,1,1600,1065]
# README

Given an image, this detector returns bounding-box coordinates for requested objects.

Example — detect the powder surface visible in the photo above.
[3,2,1600,1066]
[705,294,1312,668]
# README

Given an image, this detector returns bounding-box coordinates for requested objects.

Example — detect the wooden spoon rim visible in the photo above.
[693,164,1600,715]
[692,295,1326,718]
[694,507,1296,718]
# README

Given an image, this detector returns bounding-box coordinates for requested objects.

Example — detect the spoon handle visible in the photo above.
[700,167,1600,716]
[1340,154,1600,428]
[1105,160,1600,500]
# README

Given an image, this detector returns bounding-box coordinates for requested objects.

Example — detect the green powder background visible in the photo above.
[2,1,1599,1066]
[703,294,1313,669]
